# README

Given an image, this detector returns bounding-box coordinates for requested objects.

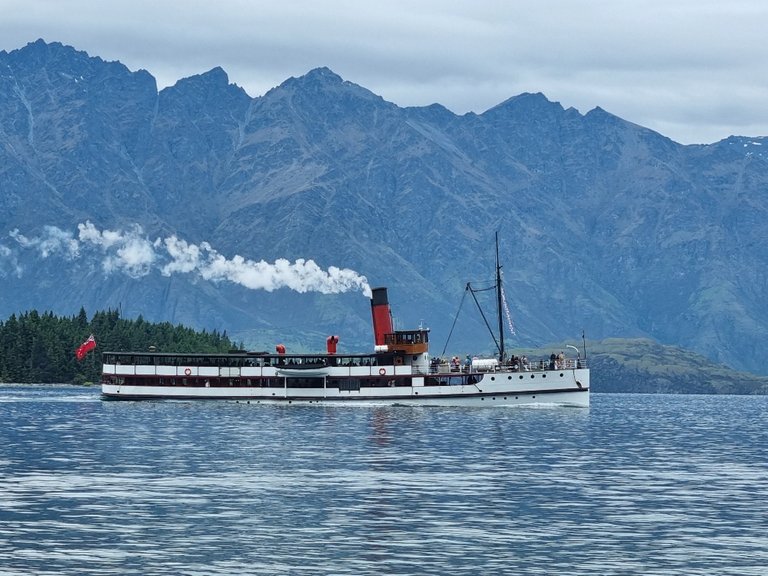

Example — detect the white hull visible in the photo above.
[101,368,590,407]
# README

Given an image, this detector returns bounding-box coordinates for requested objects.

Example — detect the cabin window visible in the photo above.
[425,375,468,386]
[286,377,325,389]
[335,379,361,392]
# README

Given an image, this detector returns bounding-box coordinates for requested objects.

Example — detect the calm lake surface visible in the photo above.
[1,386,766,575]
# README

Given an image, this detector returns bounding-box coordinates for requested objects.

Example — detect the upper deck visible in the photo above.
[101,348,586,379]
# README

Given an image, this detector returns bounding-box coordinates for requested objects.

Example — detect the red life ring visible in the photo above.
[379,368,386,376]
[184,368,192,376]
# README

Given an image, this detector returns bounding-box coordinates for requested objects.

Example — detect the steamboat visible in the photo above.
[101,308,589,406]
[101,239,589,406]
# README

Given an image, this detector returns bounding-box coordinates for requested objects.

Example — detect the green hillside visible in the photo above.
[570,338,768,395]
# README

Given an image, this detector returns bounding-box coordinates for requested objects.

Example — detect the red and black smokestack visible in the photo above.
[370,287,393,346]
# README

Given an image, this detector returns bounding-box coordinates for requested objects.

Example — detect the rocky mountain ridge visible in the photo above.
[1,40,766,375]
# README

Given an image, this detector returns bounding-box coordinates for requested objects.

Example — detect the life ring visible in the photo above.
[379,368,386,376]
[184,368,192,376]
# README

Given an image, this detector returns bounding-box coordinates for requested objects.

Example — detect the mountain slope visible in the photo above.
[0,40,766,375]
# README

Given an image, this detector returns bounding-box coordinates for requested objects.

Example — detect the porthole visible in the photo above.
[559,373,564,377]
[530,374,535,379]
[542,374,546,378]
[519,375,524,380]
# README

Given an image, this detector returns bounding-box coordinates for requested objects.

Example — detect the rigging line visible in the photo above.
[465,277,495,292]
[441,285,468,357]
[499,270,516,336]
[468,281,501,357]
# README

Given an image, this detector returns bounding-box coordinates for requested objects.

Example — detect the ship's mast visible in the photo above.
[495,232,505,362]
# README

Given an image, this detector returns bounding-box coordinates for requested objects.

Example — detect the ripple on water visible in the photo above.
[0,389,766,575]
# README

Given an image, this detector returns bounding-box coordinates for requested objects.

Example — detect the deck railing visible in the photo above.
[425,357,587,375]
[104,357,588,378]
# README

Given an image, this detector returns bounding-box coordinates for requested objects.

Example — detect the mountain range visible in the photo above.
[1,39,766,377]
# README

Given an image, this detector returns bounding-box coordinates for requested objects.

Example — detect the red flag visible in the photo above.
[76,334,97,361]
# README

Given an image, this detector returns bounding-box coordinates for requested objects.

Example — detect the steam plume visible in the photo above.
[7,221,372,298]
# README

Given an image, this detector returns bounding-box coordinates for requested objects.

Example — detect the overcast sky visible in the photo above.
[2,0,767,144]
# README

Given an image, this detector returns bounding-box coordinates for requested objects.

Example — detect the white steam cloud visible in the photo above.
[10,226,79,259]
[0,244,22,277]
[8,221,372,298]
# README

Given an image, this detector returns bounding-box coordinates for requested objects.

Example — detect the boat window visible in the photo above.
[334,379,361,392]
[286,377,325,388]
[385,330,429,346]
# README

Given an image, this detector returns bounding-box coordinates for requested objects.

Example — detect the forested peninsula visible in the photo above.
[0,309,236,384]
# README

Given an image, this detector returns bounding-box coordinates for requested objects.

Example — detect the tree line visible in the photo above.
[0,308,237,384]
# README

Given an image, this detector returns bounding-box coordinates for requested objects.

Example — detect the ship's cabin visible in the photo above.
[383,328,429,355]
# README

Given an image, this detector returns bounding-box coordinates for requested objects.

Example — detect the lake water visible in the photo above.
[1,386,766,576]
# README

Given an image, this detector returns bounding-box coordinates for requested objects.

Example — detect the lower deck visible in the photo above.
[101,368,590,407]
